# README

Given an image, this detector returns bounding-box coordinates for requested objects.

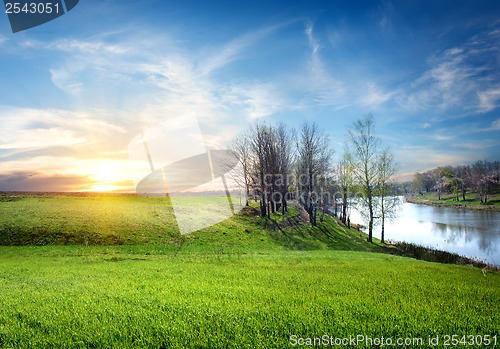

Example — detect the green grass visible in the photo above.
[0,194,498,348]
[0,195,391,254]
[409,191,500,209]
[0,247,498,348]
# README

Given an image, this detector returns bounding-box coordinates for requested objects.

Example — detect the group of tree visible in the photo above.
[412,160,500,203]
[230,114,398,243]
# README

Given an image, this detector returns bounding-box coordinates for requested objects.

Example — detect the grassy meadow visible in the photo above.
[0,193,499,348]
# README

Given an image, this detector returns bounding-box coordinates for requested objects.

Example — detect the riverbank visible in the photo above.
[406,192,500,210]
[392,241,499,271]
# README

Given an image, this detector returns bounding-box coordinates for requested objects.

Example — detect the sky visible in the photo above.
[0,0,499,192]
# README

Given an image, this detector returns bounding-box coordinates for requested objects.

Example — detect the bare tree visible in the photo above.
[376,149,398,244]
[229,133,252,206]
[348,114,379,242]
[337,150,354,226]
[250,123,274,217]
[275,123,295,214]
[296,122,333,226]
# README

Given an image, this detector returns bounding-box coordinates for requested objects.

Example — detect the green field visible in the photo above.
[0,194,499,348]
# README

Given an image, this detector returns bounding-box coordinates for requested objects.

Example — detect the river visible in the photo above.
[349,197,500,266]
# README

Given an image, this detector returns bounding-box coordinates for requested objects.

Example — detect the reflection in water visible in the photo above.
[350,197,500,266]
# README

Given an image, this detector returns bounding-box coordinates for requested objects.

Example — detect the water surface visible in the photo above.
[349,198,500,266]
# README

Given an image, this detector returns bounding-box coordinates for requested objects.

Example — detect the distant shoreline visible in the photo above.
[406,195,500,211]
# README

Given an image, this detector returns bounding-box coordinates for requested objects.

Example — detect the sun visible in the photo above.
[89,184,120,192]
[94,163,118,182]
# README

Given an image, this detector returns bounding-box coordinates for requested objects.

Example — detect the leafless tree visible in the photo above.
[295,122,333,226]
[375,149,398,244]
[337,150,354,226]
[249,122,276,217]
[275,123,295,214]
[348,114,379,242]
[229,133,252,206]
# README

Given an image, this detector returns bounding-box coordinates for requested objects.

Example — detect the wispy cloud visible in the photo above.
[303,23,395,110]
[486,117,500,131]
[224,83,284,119]
[478,88,500,112]
[0,106,126,152]
[304,23,347,108]
[398,28,500,115]
[360,82,396,107]
[49,39,128,55]
[378,0,395,30]
[198,25,280,76]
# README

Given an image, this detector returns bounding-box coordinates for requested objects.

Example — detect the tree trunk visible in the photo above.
[342,199,347,224]
[368,195,373,243]
[381,213,385,244]
[484,183,488,203]
[320,199,326,223]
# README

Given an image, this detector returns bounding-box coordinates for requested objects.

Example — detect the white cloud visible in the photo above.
[49,39,128,55]
[359,82,395,107]
[478,89,500,112]
[0,106,126,151]
[225,83,284,119]
[489,117,500,130]
[303,23,347,108]
[432,134,455,141]
[198,25,279,76]
[49,68,84,95]
[399,29,500,114]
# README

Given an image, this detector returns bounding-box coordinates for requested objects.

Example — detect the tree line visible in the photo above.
[412,160,500,203]
[229,114,398,243]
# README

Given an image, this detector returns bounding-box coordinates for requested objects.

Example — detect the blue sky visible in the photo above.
[0,0,499,191]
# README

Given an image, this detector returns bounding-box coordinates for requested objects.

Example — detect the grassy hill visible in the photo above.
[0,193,498,348]
[0,193,391,254]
